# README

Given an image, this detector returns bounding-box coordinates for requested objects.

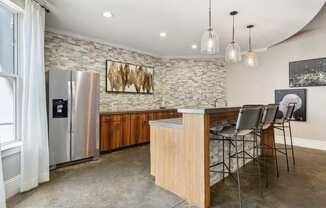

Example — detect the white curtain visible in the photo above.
[0,151,5,208]
[20,0,49,192]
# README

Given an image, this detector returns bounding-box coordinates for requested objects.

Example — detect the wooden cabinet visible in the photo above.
[100,110,182,153]
[100,114,131,152]
[130,113,148,144]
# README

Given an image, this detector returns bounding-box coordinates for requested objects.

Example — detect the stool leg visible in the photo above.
[234,135,242,208]
[222,138,225,181]
[260,131,268,188]
[253,135,256,159]
[282,123,290,172]
[228,140,231,174]
[272,131,280,177]
[242,136,245,166]
[289,121,295,166]
[255,133,262,196]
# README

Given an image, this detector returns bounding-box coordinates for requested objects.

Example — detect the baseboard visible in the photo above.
[275,136,326,151]
[5,175,20,199]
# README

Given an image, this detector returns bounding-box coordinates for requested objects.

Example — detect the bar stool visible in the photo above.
[210,106,263,208]
[241,105,264,166]
[257,104,280,183]
[273,103,296,172]
[210,121,234,181]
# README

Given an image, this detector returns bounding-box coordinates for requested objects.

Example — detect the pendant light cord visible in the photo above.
[249,28,252,51]
[209,0,212,29]
[232,15,235,43]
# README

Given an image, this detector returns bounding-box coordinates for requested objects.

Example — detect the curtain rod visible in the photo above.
[32,0,50,13]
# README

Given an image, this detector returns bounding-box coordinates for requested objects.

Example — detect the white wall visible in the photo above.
[227,5,326,142]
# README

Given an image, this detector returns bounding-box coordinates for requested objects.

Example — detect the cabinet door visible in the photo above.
[130,113,148,144]
[175,112,182,118]
[100,115,122,151]
[156,112,168,120]
[145,113,156,142]
[100,114,131,152]
[108,118,123,150]
[120,114,131,147]
[168,111,176,118]
[100,116,110,152]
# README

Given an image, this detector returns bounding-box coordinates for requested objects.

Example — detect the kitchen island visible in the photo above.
[149,107,274,208]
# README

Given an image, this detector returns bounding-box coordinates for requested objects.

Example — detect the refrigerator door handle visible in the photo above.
[67,81,72,161]
[71,81,77,116]
[71,80,76,158]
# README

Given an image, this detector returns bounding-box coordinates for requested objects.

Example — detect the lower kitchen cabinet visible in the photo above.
[100,114,131,152]
[100,110,181,153]
[130,113,148,144]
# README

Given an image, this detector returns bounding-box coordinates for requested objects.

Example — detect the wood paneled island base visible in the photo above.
[150,107,274,208]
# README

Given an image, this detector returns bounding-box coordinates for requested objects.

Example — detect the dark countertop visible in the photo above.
[100,108,177,115]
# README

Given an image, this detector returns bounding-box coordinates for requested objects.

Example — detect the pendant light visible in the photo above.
[244,25,258,67]
[225,11,241,63]
[201,0,219,55]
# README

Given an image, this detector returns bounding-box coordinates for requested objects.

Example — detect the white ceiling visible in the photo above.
[45,0,325,57]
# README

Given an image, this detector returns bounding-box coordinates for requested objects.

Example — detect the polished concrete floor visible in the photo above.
[7,145,326,208]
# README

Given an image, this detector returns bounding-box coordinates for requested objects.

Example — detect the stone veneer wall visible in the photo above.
[45,31,227,112]
[156,58,226,108]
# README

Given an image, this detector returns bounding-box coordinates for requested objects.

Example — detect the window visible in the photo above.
[0,4,18,144]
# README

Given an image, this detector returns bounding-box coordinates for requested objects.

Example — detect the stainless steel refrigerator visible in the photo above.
[46,70,100,168]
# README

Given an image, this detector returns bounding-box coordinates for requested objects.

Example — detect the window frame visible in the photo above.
[0,5,20,146]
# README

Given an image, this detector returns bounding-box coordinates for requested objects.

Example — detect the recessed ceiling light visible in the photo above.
[103,11,113,18]
[192,44,198,49]
[160,32,167,37]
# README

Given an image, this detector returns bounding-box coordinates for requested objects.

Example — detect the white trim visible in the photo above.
[1,144,21,158]
[0,0,24,13]
[5,175,20,199]
[45,27,162,58]
[0,72,18,79]
[0,141,22,152]
[275,136,326,151]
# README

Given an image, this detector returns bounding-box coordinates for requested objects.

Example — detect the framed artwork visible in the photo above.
[289,58,326,87]
[106,60,154,94]
[275,89,307,122]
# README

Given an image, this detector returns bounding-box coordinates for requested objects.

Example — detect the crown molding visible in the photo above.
[0,0,24,12]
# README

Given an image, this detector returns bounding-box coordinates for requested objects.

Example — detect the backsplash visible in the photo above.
[45,31,227,112]
[156,58,226,108]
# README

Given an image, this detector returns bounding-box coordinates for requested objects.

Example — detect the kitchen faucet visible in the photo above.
[215,98,228,107]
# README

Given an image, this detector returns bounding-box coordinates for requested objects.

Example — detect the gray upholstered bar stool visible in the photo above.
[273,103,296,172]
[210,106,263,208]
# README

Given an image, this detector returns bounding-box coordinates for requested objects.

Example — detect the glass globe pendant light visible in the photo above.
[201,0,219,55]
[244,25,258,67]
[225,11,241,63]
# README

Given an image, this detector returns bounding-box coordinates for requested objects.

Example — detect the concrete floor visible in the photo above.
[7,145,326,208]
